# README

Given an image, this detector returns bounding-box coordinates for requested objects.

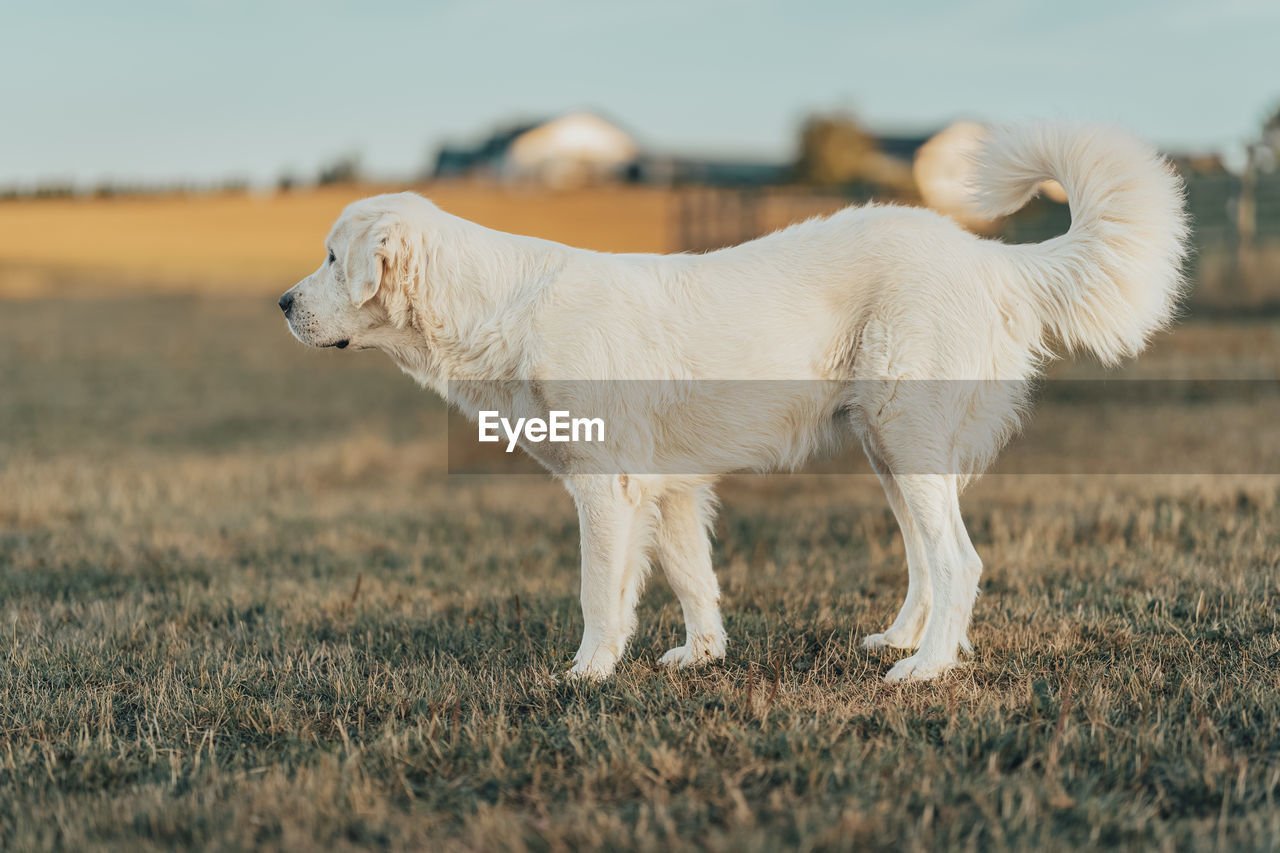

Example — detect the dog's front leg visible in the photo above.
[655,485,726,669]
[565,475,643,680]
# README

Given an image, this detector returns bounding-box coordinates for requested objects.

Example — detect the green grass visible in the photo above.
[2,295,1279,851]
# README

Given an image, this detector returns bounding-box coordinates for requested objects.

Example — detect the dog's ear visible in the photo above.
[346,228,383,308]
[347,214,423,327]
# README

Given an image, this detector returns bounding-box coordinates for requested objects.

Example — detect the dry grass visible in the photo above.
[0,185,674,298]
[2,293,1279,851]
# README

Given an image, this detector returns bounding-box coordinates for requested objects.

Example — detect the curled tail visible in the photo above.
[974,123,1191,364]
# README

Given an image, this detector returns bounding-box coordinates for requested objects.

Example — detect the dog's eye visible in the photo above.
[327,249,336,265]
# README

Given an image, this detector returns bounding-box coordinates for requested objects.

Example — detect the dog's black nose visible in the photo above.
[278,292,294,314]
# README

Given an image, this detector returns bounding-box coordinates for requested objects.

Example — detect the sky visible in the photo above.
[1,0,1276,188]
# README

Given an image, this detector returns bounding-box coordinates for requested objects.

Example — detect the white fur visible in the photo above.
[281,123,1188,682]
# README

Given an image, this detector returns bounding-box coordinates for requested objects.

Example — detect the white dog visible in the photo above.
[280,124,1187,682]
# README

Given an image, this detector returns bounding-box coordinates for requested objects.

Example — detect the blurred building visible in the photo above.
[434,111,796,188]
[433,112,639,189]
[434,110,940,193]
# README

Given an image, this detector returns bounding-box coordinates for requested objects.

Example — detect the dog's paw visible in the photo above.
[883,654,959,683]
[861,630,918,652]
[658,631,726,670]
[565,660,614,681]
[566,648,619,681]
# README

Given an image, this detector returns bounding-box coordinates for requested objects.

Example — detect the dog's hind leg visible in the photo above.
[950,495,980,656]
[861,444,931,652]
[882,473,982,682]
[565,474,658,680]
[654,484,727,669]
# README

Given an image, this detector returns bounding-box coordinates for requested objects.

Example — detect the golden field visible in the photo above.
[0,184,676,297]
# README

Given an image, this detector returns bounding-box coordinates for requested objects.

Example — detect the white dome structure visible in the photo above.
[914,120,1067,232]
[501,112,639,188]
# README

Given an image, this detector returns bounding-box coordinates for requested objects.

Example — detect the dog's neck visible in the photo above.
[377,211,567,398]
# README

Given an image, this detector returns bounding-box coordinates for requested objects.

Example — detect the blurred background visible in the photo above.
[2,0,1279,571]
[1,0,1278,306]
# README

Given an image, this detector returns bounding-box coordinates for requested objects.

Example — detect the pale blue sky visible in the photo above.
[1,0,1276,187]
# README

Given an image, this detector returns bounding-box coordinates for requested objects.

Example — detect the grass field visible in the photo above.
[1,186,1280,850]
[1,290,1278,851]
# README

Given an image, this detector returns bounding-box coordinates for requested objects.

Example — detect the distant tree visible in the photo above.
[792,111,918,201]
[794,112,880,187]
[1255,103,1280,173]
[317,154,361,186]
[33,182,75,199]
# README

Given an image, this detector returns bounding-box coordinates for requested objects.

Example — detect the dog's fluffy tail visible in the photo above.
[974,123,1190,364]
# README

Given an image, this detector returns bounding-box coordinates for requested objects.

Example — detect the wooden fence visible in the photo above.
[673,175,1280,312]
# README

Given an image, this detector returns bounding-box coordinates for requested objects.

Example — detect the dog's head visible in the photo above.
[279,193,429,350]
